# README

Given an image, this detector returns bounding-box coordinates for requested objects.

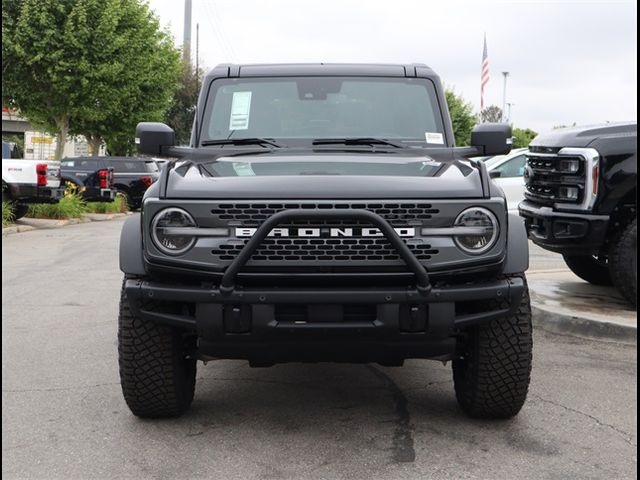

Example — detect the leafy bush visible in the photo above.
[2,202,15,226]
[85,193,129,214]
[27,185,86,219]
[25,183,128,219]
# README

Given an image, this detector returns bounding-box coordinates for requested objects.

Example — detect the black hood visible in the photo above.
[163,150,484,200]
[531,122,637,149]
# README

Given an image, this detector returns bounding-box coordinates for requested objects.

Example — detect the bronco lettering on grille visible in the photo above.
[235,227,416,238]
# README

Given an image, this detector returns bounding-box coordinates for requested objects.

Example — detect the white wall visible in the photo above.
[23,131,105,160]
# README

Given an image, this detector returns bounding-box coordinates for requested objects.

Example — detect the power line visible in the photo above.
[201,1,235,62]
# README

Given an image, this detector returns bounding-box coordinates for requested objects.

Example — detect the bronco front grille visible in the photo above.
[210,202,440,227]
[209,202,441,267]
[211,236,438,263]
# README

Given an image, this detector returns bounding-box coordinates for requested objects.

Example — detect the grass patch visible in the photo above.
[2,202,15,227]
[27,189,86,219]
[25,184,128,220]
[85,193,129,214]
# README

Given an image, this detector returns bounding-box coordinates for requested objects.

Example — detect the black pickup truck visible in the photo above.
[61,156,159,208]
[519,123,636,306]
[60,157,115,203]
[118,63,532,419]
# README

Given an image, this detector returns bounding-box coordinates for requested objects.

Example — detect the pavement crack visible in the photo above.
[366,365,416,463]
[530,393,637,447]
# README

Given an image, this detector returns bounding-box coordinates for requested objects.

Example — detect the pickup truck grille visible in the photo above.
[524,147,599,210]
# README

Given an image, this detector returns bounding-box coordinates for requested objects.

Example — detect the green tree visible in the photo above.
[480,105,503,123]
[2,0,181,159]
[512,128,538,148]
[164,61,203,146]
[445,89,476,146]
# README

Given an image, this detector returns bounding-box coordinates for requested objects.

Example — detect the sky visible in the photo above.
[147,0,637,134]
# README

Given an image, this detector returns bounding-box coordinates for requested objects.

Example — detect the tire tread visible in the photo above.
[118,279,196,418]
[609,219,637,307]
[453,275,533,419]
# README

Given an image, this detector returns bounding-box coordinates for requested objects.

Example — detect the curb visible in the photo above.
[532,304,637,343]
[2,212,131,236]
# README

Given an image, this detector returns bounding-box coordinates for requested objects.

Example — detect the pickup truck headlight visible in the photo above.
[151,207,197,255]
[453,207,499,254]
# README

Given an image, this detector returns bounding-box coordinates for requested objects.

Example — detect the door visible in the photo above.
[490,154,527,213]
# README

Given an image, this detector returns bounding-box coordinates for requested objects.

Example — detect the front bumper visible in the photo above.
[8,184,65,204]
[81,187,116,203]
[519,201,609,255]
[124,276,525,363]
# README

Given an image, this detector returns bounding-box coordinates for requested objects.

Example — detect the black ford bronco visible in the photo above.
[519,122,637,306]
[118,63,532,419]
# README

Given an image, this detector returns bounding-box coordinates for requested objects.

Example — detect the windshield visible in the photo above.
[200,76,446,146]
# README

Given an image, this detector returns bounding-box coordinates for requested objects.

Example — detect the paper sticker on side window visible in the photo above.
[229,91,252,130]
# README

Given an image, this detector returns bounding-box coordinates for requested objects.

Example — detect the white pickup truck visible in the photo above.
[2,141,65,219]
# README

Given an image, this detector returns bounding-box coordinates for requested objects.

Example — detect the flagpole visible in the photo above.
[480,33,489,122]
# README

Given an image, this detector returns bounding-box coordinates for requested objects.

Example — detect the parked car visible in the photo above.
[60,157,116,203]
[2,141,64,219]
[519,122,637,306]
[119,63,532,419]
[61,156,159,209]
[485,148,528,213]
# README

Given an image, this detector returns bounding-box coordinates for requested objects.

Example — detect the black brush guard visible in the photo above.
[125,209,525,363]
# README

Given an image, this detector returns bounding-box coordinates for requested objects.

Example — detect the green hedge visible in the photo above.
[25,185,128,220]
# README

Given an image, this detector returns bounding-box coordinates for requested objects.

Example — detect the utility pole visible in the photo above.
[196,23,199,93]
[183,0,192,64]
[506,102,515,124]
[501,72,509,123]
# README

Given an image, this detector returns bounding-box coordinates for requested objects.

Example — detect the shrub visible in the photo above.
[2,202,15,226]
[85,193,129,214]
[27,185,86,219]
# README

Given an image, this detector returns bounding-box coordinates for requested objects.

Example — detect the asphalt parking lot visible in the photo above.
[2,218,637,480]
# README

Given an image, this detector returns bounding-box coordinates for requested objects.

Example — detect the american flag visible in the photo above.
[480,34,490,111]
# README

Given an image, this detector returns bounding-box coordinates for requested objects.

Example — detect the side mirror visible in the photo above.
[135,122,175,156]
[489,170,502,179]
[471,123,512,156]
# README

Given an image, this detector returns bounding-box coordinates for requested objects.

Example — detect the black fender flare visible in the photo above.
[502,214,529,274]
[119,214,146,276]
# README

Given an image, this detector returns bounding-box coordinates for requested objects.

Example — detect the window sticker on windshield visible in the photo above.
[425,132,444,144]
[232,162,256,176]
[229,91,252,130]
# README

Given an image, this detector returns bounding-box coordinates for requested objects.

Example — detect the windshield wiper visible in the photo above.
[312,137,404,148]
[201,138,282,148]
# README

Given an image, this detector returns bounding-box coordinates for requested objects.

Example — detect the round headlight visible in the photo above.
[151,207,197,255]
[453,207,499,254]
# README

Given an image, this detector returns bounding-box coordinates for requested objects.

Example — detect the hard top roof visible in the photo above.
[205,63,438,79]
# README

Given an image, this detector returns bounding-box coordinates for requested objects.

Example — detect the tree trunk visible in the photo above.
[88,135,102,156]
[54,116,70,161]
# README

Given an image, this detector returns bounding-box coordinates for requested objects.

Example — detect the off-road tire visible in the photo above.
[12,203,29,220]
[562,254,612,286]
[609,219,637,307]
[116,189,133,210]
[453,275,533,419]
[118,279,197,418]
